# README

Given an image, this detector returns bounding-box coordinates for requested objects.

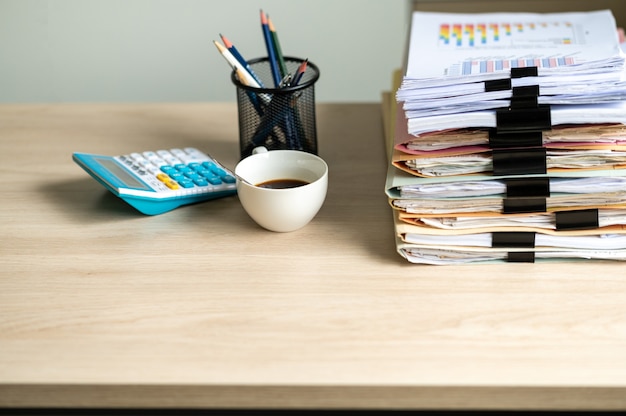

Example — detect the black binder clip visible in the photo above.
[492,147,547,176]
[503,198,547,214]
[503,177,549,214]
[507,252,536,263]
[492,232,536,248]
[485,78,512,92]
[510,85,540,109]
[495,105,551,135]
[511,67,539,78]
[505,177,550,198]
[555,209,600,231]
[493,233,537,262]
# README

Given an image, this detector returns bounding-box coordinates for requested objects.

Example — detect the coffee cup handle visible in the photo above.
[252,146,269,155]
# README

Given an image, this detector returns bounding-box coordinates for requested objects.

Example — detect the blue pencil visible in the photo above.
[260,9,281,87]
[219,34,265,87]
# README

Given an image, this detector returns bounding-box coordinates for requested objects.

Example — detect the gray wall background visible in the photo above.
[0,0,410,103]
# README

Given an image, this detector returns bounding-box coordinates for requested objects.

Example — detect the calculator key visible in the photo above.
[163,180,180,190]
[169,172,185,181]
[184,148,206,158]
[156,174,179,190]
[180,149,202,163]
[193,178,209,187]
[178,180,195,189]
[222,175,236,184]
[211,166,228,177]
[157,150,182,166]
[185,172,200,181]
[146,165,161,175]
[144,152,166,166]
[207,176,222,185]
[136,159,153,169]
[202,161,216,170]
[170,148,186,158]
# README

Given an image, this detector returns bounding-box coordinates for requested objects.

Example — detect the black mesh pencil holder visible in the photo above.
[231,57,320,159]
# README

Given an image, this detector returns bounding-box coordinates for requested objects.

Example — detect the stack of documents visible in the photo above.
[386,9,626,264]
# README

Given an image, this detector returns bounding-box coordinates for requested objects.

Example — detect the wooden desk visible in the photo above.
[1,103,626,411]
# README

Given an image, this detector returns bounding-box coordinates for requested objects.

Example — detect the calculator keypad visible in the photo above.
[116,148,236,193]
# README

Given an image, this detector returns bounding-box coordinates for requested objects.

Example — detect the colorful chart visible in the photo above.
[456,56,576,75]
[439,20,575,47]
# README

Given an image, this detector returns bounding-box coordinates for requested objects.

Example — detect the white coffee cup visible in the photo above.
[235,147,328,232]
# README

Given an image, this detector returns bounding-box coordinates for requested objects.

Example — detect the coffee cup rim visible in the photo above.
[235,150,328,190]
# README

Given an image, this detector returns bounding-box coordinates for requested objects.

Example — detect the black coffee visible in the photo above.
[256,179,309,189]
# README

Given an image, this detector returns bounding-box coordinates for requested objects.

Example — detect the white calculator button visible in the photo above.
[156,150,182,166]
[170,148,186,158]
[165,155,182,165]
[139,159,153,168]
[173,149,200,164]
[144,152,166,167]
[146,165,161,175]
[183,148,207,160]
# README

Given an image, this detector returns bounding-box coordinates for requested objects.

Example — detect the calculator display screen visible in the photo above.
[97,158,150,190]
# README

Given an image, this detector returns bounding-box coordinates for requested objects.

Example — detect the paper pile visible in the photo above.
[386,9,626,264]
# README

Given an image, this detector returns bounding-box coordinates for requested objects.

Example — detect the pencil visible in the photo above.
[267,16,288,79]
[219,34,265,87]
[214,39,269,115]
[260,9,281,87]
[292,58,308,86]
[213,40,261,88]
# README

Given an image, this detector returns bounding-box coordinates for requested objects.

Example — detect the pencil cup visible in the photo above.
[232,57,320,159]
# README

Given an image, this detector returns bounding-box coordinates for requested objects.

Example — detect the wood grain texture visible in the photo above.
[1,103,625,410]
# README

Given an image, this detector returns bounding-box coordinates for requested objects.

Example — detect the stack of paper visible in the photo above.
[386,9,626,264]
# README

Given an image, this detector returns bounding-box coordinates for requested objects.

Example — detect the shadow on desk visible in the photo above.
[38,177,240,225]
[39,178,143,223]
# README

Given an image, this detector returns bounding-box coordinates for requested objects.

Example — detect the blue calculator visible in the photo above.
[73,147,237,215]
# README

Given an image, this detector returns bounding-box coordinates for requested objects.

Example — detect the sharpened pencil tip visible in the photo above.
[213,40,225,53]
[220,34,233,48]
[260,9,268,25]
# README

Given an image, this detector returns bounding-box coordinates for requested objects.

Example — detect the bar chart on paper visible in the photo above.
[438,19,581,75]
[455,55,576,76]
[438,20,580,48]
[405,10,622,81]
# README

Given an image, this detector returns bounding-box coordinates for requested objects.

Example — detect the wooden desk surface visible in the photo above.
[1,103,626,411]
